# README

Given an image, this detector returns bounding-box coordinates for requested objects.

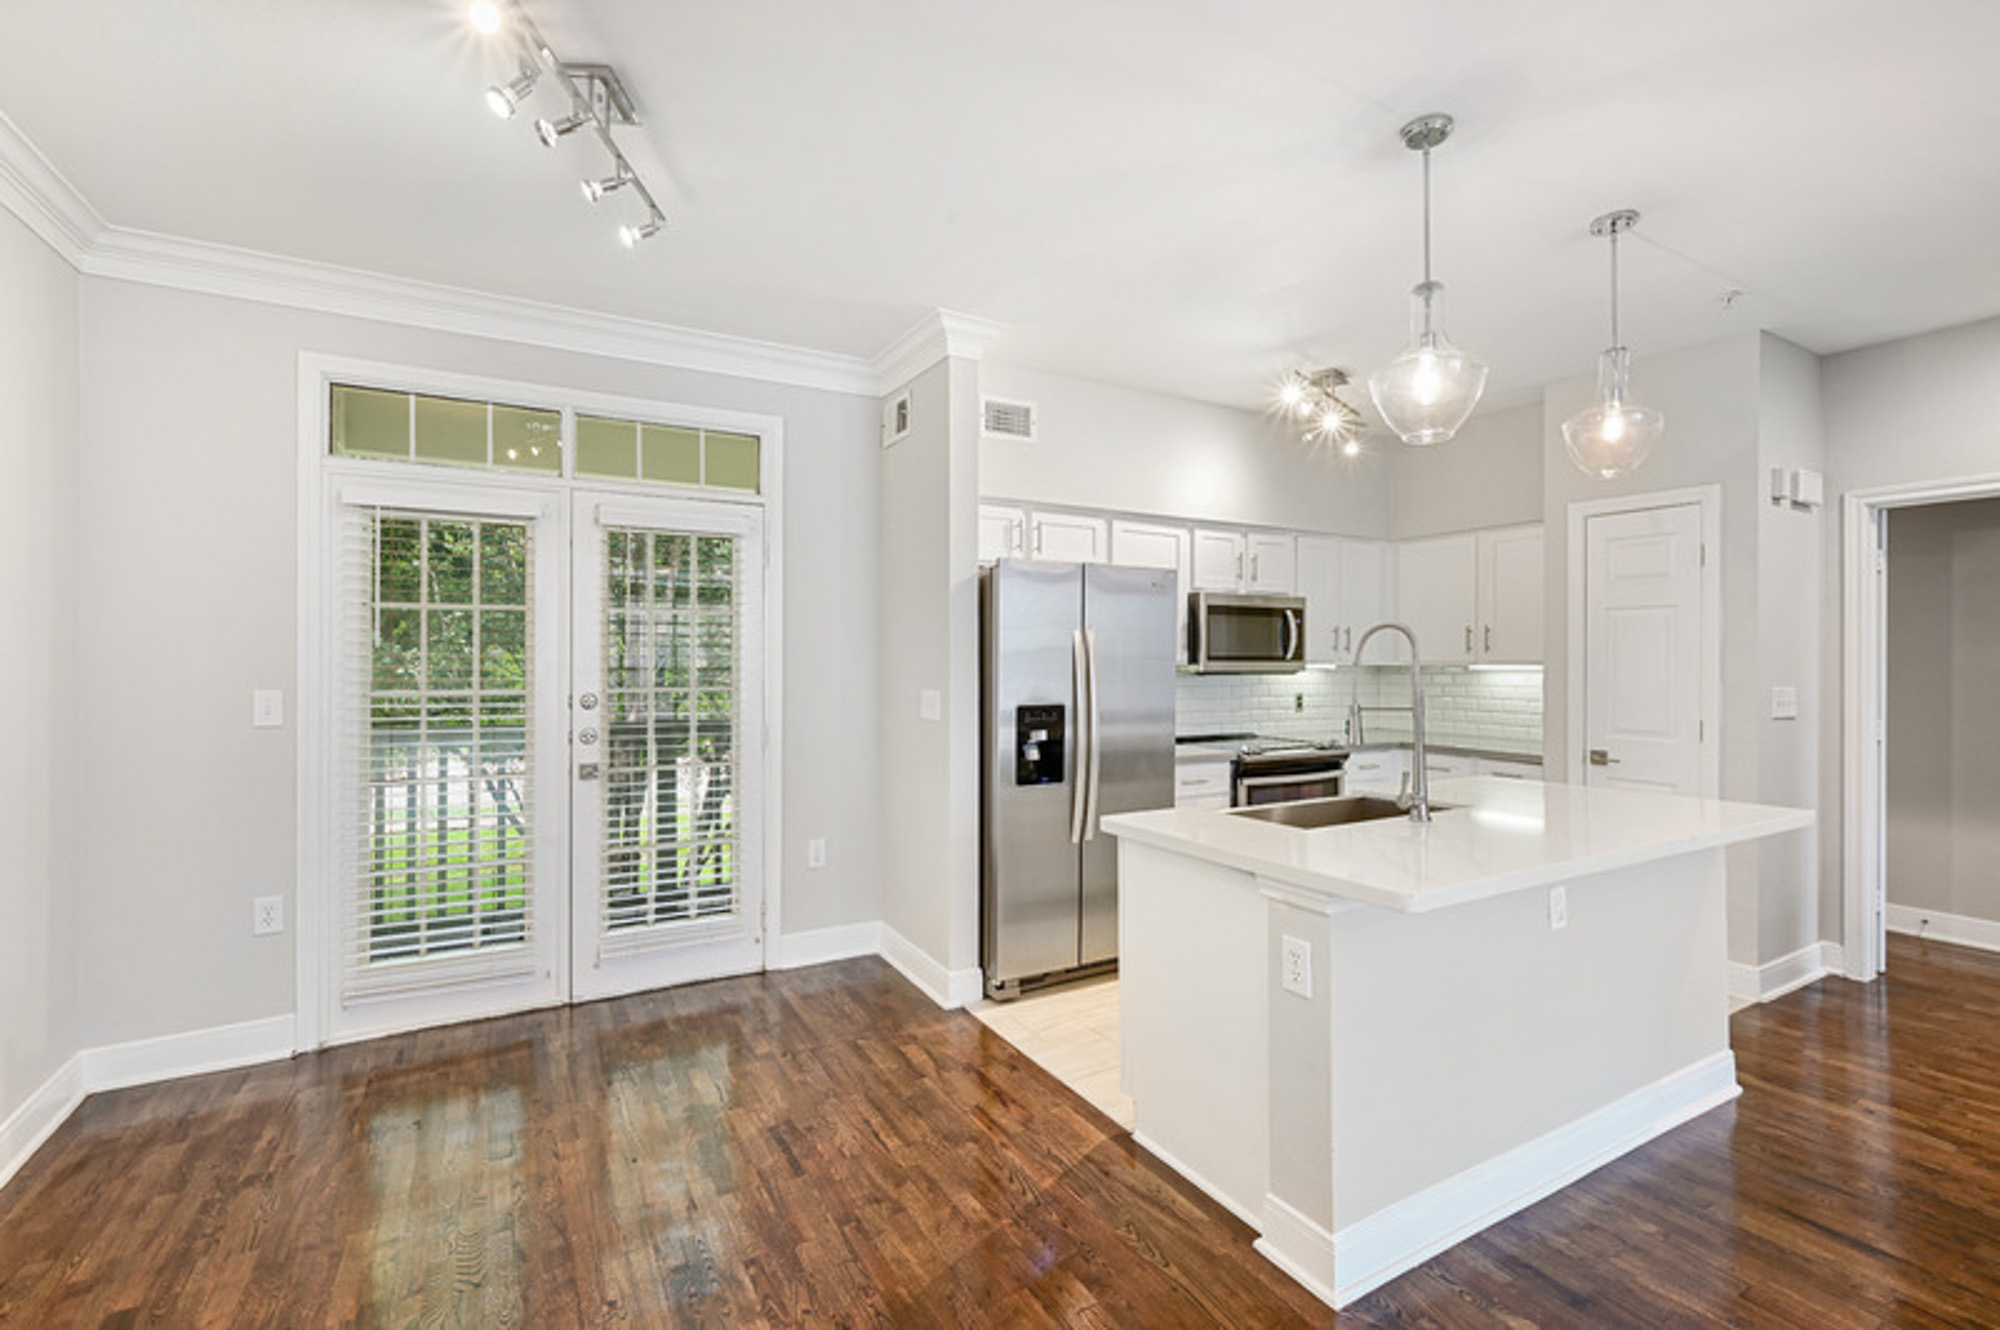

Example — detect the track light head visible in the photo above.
[618,214,664,248]
[581,166,632,203]
[534,112,589,147]
[484,70,537,120]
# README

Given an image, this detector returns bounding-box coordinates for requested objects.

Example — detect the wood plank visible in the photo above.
[3,937,2000,1324]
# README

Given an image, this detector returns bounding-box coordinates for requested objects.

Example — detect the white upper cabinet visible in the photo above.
[1111,519,1192,664]
[980,504,1108,564]
[979,503,1028,563]
[1031,510,1108,563]
[1297,536,1394,665]
[1191,527,1296,593]
[1190,528,1247,591]
[1397,533,1480,664]
[1395,524,1544,666]
[1476,524,1544,664]
[1245,533,1297,593]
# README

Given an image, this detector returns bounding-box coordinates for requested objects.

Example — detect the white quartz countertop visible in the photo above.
[1101,777,1813,913]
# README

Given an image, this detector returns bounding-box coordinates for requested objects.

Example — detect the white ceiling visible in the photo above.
[6,0,2000,412]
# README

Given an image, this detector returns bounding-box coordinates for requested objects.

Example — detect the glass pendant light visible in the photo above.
[1369,114,1489,446]
[1563,209,1664,479]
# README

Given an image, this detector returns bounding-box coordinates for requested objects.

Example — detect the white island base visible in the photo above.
[1105,778,1811,1309]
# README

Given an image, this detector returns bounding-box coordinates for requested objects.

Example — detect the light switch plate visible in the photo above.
[252,689,285,729]
[1549,885,1568,931]
[1770,686,1799,720]
[919,688,942,722]
[807,838,827,869]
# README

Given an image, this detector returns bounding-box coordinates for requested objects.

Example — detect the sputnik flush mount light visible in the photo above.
[472,0,666,247]
[1562,209,1664,478]
[1368,113,1489,446]
[1277,368,1365,456]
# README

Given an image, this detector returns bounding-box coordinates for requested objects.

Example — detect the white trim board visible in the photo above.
[878,924,984,1009]
[1841,472,2000,983]
[0,1015,296,1196]
[1728,942,1846,1005]
[1885,904,2000,956]
[767,922,882,971]
[0,107,1005,399]
[1257,1051,1741,1310]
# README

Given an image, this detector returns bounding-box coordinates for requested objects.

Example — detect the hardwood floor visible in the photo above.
[2,934,1998,1326]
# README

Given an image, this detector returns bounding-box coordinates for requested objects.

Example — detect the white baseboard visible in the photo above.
[1729,941,1845,1004]
[80,1014,296,1093]
[1,1013,295,1195]
[1258,1051,1740,1310]
[0,1053,85,1195]
[1886,903,2000,955]
[767,922,881,971]
[1133,1129,1262,1230]
[877,924,983,1009]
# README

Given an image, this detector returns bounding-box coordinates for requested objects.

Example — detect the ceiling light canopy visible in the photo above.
[472,0,668,250]
[1562,209,1664,479]
[1368,114,1489,447]
[1278,368,1365,457]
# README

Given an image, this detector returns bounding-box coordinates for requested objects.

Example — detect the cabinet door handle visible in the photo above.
[1484,625,1492,653]
[1464,625,1473,654]
[1033,522,1043,556]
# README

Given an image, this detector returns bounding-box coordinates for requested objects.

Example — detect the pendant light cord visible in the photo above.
[1421,146,1433,286]
[1608,223,1621,348]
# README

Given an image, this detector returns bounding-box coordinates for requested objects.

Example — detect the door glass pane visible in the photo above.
[641,424,701,485]
[576,416,639,480]
[413,396,490,467]
[600,526,742,937]
[360,512,534,966]
[493,405,562,475]
[703,431,761,492]
[331,386,411,459]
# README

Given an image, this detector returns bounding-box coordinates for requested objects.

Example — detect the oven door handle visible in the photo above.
[1236,769,1344,791]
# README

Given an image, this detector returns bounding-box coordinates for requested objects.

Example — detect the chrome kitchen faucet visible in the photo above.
[1347,623,1433,823]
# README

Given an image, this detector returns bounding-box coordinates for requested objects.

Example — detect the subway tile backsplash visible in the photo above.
[1175,666,1544,757]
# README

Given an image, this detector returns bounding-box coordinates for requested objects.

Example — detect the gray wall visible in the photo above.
[0,208,79,1128]
[1885,499,2000,923]
[877,357,982,981]
[69,277,883,1049]
[1820,314,2000,949]
[978,362,1392,537]
[1387,399,1543,539]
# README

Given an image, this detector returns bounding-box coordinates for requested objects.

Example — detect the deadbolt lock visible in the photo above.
[579,692,599,711]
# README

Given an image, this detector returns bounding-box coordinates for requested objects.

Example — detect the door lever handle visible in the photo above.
[1588,748,1619,766]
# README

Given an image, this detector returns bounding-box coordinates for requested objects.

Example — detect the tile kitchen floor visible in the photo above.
[971,974,1134,1130]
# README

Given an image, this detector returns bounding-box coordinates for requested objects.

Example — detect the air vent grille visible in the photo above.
[982,397,1036,441]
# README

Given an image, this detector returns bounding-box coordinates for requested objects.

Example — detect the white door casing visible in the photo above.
[1583,503,1706,794]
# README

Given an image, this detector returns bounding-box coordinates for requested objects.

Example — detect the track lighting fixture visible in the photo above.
[581,165,632,203]
[1276,368,1365,456]
[534,112,588,148]
[484,69,537,119]
[472,0,668,248]
[618,213,665,248]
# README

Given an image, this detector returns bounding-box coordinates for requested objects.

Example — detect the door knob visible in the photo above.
[1588,748,1620,766]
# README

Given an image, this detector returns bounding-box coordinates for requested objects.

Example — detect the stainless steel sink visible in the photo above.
[1227,795,1452,829]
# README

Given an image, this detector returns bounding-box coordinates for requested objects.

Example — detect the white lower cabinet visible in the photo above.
[1475,757,1543,780]
[1421,753,1476,782]
[1175,757,1233,810]
[1345,747,1406,795]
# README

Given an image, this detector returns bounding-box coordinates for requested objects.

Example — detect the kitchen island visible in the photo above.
[1100,776,1812,1309]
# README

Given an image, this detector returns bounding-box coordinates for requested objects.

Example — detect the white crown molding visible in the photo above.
[0,108,104,265]
[0,110,994,399]
[872,308,1008,395]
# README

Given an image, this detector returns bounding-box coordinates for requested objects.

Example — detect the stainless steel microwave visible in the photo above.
[1189,592,1307,673]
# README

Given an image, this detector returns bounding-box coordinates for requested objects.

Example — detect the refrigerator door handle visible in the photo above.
[1082,626,1102,840]
[1070,627,1090,845]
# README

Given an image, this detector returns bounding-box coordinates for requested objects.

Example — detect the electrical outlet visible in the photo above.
[1280,934,1313,998]
[253,895,285,936]
[1548,885,1568,932]
[1294,692,1305,713]
[252,689,284,729]
[807,838,828,869]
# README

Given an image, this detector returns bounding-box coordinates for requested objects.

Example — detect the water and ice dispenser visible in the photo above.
[1014,704,1066,785]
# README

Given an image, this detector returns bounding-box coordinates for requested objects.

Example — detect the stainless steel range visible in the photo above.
[1231,739,1348,807]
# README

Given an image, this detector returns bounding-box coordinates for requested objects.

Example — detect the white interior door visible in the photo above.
[1584,504,1705,793]
[570,493,765,1001]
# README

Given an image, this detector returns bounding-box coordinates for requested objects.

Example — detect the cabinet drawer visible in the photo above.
[1176,759,1232,807]
[1475,757,1543,780]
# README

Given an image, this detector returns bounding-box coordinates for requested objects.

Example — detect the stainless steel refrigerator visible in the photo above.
[981,558,1177,999]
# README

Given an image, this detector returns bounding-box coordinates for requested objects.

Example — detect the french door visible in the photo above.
[324,477,764,1043]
